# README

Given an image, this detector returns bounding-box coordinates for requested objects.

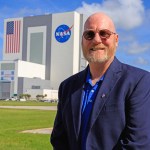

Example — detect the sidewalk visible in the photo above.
[21,128,53,134]
[0,106,57,110]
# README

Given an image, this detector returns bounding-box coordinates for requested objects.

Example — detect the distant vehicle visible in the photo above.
[5,97,18,101]
[19,98,26,101]
[11,97,17,101]
[39,99,58,103]
[47,99,58,103]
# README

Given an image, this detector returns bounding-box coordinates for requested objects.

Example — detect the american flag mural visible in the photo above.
[5,20,21,53]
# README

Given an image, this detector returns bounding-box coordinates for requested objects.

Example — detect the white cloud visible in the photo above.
[127,42,150,54]
[76,0,145,30]
[134,57,149,65]
[118,32,135,42]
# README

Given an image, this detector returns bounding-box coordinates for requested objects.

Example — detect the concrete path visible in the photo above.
[21,128,53,134]
[0,106,56,134]
[0,106,57,110]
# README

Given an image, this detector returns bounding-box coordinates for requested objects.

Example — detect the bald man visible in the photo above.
[50,12,150,150]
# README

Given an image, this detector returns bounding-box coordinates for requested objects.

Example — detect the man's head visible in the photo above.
[82,12,118,64]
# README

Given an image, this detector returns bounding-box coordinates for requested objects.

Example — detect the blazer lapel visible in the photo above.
[88,57,122,130]
[71,68,88,139]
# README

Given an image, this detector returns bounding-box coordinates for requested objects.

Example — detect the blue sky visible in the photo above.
[0,0,150,71]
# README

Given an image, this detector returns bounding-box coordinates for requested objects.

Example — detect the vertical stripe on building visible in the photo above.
[5,20,21,53]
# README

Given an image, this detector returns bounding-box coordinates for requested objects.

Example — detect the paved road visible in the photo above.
[0,106,57,110]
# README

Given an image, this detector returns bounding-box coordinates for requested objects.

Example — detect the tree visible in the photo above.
[19,94,31,100]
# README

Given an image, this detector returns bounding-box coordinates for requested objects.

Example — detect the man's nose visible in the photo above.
[92,32,102,44]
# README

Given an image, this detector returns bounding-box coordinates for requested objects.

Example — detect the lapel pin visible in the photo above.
[101,93,106,98]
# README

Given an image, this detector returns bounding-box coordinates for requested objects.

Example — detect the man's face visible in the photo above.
[82,16,118,64]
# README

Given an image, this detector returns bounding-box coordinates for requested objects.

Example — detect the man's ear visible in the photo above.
[115,34,119,47]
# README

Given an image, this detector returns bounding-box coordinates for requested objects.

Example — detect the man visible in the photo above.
[50,12,150,150]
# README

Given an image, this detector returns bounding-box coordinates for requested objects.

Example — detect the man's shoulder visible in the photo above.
[114,57,149,75]
[111,57,150,82]
[116,61,150,84]
[121,62,149,76]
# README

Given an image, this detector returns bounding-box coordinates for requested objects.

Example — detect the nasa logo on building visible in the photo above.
[55,24,73,43]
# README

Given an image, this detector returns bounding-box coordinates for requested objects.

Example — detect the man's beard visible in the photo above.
[82,45,116,63]
[84,53,108,63]
[82,48,109,63]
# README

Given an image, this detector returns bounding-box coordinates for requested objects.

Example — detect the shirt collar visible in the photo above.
[86,67,105,86]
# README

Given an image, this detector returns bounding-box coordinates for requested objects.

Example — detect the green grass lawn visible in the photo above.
[0,101,56,150]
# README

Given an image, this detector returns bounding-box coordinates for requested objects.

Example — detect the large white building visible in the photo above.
[0,11,87,99]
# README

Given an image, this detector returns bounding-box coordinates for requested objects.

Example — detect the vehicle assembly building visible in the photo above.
[0,11,87,99]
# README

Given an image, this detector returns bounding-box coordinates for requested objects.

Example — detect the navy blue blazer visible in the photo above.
[51,57,150,150]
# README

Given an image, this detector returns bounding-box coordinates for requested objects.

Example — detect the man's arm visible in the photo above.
[50,83,69,150]
[115,73,150,149]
